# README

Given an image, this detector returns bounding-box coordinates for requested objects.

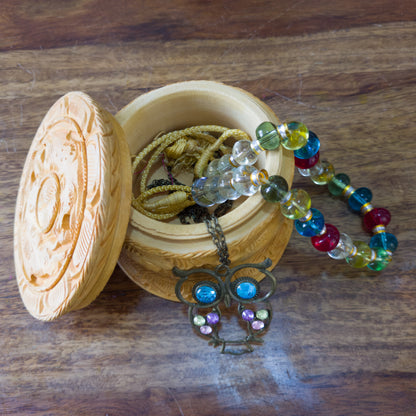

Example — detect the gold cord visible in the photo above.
[131,125,249,219]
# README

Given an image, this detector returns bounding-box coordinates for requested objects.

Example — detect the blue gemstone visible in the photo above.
[294,131,320,159]
[348,187,372,212]
[295,208,325,236]
[236,281,257,299]
[370,232,398,252]
[195,285,217,304]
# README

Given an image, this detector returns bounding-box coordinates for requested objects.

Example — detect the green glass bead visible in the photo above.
[367,248,392,271]
[311,160,335,185]
[346,241,373,268]
[261,175,289,203]
[256,309,269,320]
[255,122,281,150]
[328,173,351,196]
[281,121,309,150]
[280,189,311,220]
[193,315,206,327]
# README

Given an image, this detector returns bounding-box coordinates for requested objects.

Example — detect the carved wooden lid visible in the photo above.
[14,92,132,320]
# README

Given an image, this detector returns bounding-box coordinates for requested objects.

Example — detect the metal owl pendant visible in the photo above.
[174,258,277,354]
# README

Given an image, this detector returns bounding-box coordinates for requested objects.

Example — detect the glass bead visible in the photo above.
[217,154,233,174]
[297,167,312,177]
[294,130,320,159]
[363,208,391,232]
[295,208,325,236]
[369,232,398,252]
[256,309,269,320]
[202,176,227,205]
[328,173,351,196]
[310,160,335,185]
[295,151,320,169]
[348,187,373,212]
[260,175,289,203]
[205,159,220,177]
[231,165,260,196]
[217,170,240,200]
[280,121,309,150]
[242,309,255,321]
[311,224,340,252]
[194,285,218,304]
[232,140,258,166]
[346,241,373,268]
[193,315,206,327]
[367,248,392,271]
[255,121,281,150]
[236,281,257,299]
[206,312,220,325]
[280,189,311,220]
[191,177,215,207]
[327,232,354,259]
[200,325,213,335]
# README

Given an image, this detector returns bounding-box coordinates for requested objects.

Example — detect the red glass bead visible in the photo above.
[311,223,340,252]
[363,208,391,232]
[295,151,320,169]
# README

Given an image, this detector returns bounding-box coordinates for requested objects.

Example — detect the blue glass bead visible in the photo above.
[236,282,257,299]
[369,232,398,252]
[295,208,325,236]
[348,187,373,212]
[294,131,320,159]
[194,285,218,304]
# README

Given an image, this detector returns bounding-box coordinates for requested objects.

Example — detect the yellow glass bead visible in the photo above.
[280,122,309,150]
[346,241,374,268]
[280,189,311,220]
[311,160,335,185]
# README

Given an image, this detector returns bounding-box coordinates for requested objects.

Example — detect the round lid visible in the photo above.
[14,92,132,321]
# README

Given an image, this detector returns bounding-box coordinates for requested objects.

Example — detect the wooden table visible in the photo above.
[1,1,416,415]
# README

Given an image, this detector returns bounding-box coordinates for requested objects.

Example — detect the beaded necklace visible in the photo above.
[132,122,397,353]
[133,122,397,271]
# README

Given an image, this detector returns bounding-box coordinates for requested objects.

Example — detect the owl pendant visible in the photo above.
[174,258,277,354]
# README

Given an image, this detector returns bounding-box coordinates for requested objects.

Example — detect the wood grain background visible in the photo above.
[1,1,416,415]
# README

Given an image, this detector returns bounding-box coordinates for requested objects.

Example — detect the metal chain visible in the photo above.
[204,215,231,266]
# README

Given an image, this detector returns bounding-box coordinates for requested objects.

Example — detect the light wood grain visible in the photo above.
[1,1,416,415]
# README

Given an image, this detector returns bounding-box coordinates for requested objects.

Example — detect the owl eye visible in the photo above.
[231,277,259,301]
[192,281,221,305]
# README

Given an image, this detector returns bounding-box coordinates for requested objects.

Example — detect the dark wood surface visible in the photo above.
[1,1,416,415]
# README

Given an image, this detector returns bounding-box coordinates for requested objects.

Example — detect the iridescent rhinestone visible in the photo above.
[206,312,220,325]
[193,315,206,327]
[200,325,213,335]
[256,309,269,320]
[241,309,255,321]
[251,320,265,331]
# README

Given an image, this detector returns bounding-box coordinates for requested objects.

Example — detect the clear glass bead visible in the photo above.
[218,171,240,200]
[297,167,311,177]
[191,177,215,207]
[231,165,260,196]
[203,176,227,204]
[217,154,233,174]
[205,159,220,177]
[232,140,258,166]
[327,233,354,259]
